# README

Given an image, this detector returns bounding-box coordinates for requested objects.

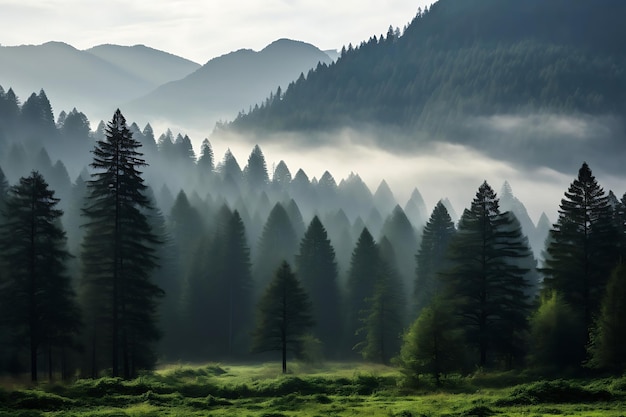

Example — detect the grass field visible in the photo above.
[1,362,625,416]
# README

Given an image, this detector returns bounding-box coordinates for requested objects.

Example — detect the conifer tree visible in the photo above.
[80,109,162,378]
[441,181,532,368]
[355,237,405,364]
[251,261,314,373]
[542,162,619,366]
[203,209,253,357]
[346,227,381,354]
[253,202,298,297]
[295,216,341,355]
[244,144,269,190]
[0,171,80,381]
[414,201,455,317]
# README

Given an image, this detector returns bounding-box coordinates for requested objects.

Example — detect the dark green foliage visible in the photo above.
[380,205,419,296]
[0,171,80,381]
[200,208,253,358]
[231,1,626,148]
[441,182,532,368]
[527,292,584,375]
[244,144,269,190]
[542,162,619,366]
[587,264,626,372]
[251,262,314,373]
[397,301,463,385]
[345,228,380,354]
[355,237,406,364]
[253,203,298,297]
[495,379,613,406]
[414,201,456,316]
[295,216,341,356]
[80,109,162,378]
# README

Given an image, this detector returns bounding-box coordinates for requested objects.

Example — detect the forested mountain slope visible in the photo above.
[228,0,626,173]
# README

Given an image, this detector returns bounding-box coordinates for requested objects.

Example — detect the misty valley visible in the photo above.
[1,86,626,416]
[3,0,626,415]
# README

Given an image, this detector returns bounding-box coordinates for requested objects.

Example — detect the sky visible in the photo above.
[0,0,434,63]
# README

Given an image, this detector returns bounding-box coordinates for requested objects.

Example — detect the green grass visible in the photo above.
[1,363,625,416]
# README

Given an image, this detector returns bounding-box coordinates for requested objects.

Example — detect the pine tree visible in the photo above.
[345,227,381,354]
[542,162,619,366]
[414,201,456,317]
[203,209,253,357]
[355,237,405,364]
[251,261,314,373]
[244,144,269,190]
[441,181,532,368]
[295,216,341,356]
[253,202,298,297]
[0,171,80,381]
[80,109,162,378]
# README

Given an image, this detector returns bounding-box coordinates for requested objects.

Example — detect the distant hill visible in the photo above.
[85,44,200,86]
[0,42,198,122]
[126,39,333,130]
[228,0,626,174]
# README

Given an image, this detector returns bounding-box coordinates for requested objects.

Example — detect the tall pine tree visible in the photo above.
[414,201,456,317]
[441,182,532,368]
[80,109,162,378]
[295,216,342,356]
[542,162,619,367]
[0,171,80,381]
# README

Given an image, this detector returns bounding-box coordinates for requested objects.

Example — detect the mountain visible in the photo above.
[85,44,200,86]
[0,42,198,122]
[125,39,333,130]
[227,0,626,175]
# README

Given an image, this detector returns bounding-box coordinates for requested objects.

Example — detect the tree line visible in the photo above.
[2,88,626,382]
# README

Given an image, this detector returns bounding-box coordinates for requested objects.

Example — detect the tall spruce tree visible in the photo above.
[414,201,456,317]
[355,237,405,364]
[251,261,314,373]
[295,216,342,356]
[441,181,532,368]
[80,109,162,379]
[206,209,253,357]
[253,202,298,297]
[0,171,80,381]
[542,162,619,366]
[346,227,381,354]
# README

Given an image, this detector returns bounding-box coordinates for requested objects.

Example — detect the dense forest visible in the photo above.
[2,85,626,383]
[227,0,626,173]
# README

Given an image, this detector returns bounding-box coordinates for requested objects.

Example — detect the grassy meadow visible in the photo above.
[1,362,625,416]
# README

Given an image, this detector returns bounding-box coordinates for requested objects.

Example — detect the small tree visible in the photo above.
[251,261,314,373]
[397,301,463,386]
[587,264,626,372]
[527,292,583,374]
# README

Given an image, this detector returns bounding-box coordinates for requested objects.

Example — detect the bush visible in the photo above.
[7,390,75,410]
[495,380,613,405]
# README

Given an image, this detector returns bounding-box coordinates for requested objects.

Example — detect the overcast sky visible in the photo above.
[0,0,433,63]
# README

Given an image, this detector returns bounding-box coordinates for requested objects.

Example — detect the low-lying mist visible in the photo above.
[192,113,626,224]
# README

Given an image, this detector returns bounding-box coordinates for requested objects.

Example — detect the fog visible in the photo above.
[182,123,619,225]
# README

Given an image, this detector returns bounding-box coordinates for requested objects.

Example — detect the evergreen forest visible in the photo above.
[2,85,626,389]
[228,0,626,174]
